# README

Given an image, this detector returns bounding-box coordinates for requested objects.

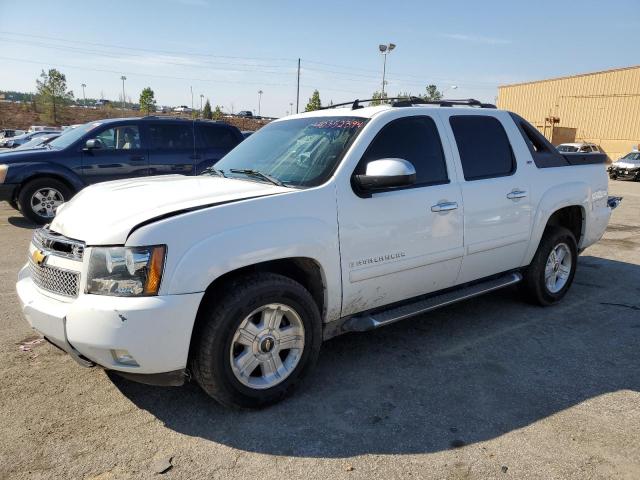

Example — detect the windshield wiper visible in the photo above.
[201,166,226,178]
[229,168,285,187]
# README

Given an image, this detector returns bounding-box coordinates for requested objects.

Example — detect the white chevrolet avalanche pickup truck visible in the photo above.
[17,98,620,408]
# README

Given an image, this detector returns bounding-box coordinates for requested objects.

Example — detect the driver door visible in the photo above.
[81,124,149,184]
[337,114,464,317]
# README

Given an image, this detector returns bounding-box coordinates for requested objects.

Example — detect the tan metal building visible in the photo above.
[497,65,640,161]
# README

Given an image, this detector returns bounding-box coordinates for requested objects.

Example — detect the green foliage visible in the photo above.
[369,91,388,106]
[203,99,212,119]
[35,69,74,124]
[305,90,322,112]
[213,105,223,120]
[138,87,156,115]
[422,84,443,101]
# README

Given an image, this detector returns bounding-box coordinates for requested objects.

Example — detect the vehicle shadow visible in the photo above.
[110,255,640,457]
[8,216,38,229]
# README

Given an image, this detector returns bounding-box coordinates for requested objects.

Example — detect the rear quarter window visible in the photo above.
[199,125,239,150]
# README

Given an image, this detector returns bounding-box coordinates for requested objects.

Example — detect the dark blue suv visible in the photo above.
[0,117,243,223]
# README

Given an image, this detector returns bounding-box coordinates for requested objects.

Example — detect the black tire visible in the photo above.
[17,178,72,225]
[191,273,322,409]
[520,226,578,306]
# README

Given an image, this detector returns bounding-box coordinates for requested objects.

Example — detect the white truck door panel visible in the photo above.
[337,114,464,317]
[442,111,532,283]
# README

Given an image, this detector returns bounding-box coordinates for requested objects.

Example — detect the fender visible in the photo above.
[523,181,590,265]
[6,162,85,192]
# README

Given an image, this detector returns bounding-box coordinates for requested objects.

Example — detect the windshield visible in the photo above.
[557,145,578,152]
[48,122,102,149]
[619,152,640,162]
[212,116,367,187]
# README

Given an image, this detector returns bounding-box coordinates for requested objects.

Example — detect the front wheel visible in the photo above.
[191,273,322,408]
[18,178,72,224]
[521,226,578,306]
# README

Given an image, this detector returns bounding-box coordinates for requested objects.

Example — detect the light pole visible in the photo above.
[378,43,396,98]
[200,94,204,116]
[257,90,263,116]
[120,76,126,111]
[289,102,293,115]
[442,85,458,98]
[81,83,86,107]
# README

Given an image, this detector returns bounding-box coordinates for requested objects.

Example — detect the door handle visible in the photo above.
[431,202,458,213]
[129,155,146,162]
[507,190,527,200]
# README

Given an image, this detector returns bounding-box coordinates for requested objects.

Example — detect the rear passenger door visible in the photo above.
[147,122,196,176]
[195,124,242,174]
[443,112,532,284]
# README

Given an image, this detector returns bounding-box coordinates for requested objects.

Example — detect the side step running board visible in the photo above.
[344,272,522,332]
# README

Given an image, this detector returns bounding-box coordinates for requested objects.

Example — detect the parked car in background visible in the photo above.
[28,126,59,133]
[0,117,243,223]
[173,105,192,113]
[237,110,254,118]
[608,150,640,181]
[12,133,60,151]
[14,100,619,408]
[156,106,168,113]
[0,130,59,148]
[557,142,601,153]
[0,129,24,139]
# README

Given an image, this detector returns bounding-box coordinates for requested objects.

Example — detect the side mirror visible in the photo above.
[354,158,416,191]
[84,139,100,150]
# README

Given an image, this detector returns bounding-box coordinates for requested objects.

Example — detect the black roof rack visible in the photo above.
[318,97,496,110]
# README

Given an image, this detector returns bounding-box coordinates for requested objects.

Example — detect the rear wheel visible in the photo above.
[521,226,577,306]
[18,178,72,224]
[191,273,322,409]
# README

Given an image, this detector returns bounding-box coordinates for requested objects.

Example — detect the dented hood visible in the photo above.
[50,175,290,245]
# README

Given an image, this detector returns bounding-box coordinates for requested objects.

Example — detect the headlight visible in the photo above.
[0,165,7,183]
[86,245,166,296]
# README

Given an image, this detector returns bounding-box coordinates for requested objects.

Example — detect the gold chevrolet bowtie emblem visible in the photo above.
[32,249,46,266]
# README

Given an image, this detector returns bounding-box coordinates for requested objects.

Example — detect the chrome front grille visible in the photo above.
[28,256,80,298]
[33,228,85,261]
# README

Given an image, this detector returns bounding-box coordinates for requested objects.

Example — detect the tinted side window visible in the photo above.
[450,116,515,180]
[199,125,238,149]
[149,124,193,149]
[360,116,448,186]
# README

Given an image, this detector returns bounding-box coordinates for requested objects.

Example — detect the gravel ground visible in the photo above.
[0,181,639,480]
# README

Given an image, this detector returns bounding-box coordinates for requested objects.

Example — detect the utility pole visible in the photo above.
[81,83,86,107]
[296,58,300,113]
[190,86,194,116]
[120,76,126,111]
[200,94,204,117]
[289,102,293,115]
[257,90,263,116]
[378,43,396,97]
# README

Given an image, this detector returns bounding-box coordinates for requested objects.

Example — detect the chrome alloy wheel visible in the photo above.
[229,303,305,390]
[544,242,572,294]
[30,188,64,219]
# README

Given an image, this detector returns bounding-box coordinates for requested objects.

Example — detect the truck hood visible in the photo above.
[0,148,59,164]
[50,175,291,245]
[614,161,640,169]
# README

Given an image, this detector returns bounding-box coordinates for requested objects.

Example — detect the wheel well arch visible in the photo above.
[15,173,79,201]
[545,205,585,246]
[188,257,327,359]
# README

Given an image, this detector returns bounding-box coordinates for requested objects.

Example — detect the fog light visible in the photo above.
[111,349,139,366]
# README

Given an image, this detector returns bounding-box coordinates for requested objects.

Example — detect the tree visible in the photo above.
[369,91,388,106]
[203,99,212,119]
[139,87,156,114]
[421,84,442,101]
[305,90,322,111]
[213,105,223,120]
[35,68,73,124]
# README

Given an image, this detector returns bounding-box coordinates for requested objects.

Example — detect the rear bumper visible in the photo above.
[0,183,17,202]
[16,264,204,383]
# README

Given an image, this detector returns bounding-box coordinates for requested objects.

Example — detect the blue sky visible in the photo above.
[0,0,638,116]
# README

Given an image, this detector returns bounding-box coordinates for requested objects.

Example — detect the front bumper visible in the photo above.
[0,183,17,202]
[16,264,204,383]
[608,167,640,180]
